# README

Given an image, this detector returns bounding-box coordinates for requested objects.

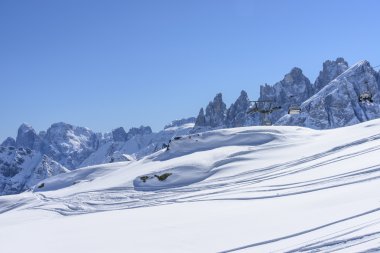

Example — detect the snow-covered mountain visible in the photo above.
[194,58,380,129]
[81,120,195,167]
[313,57,349,93]
[0,146,68,195]
[40,122,100,169]
[0,119,195,195]
[2,119,380,252]
[2,57,379,197]
[278,60,380,128]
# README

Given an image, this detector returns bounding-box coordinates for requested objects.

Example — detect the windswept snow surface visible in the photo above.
[2,120,380,252]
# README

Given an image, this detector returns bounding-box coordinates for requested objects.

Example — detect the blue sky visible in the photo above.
[1,0,380,140]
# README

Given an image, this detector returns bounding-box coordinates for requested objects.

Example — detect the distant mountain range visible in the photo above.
[1,57,380,195]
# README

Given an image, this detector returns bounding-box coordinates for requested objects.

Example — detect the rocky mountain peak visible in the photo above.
[42,122,99,169]
[15,123,40,150]
[258,67,312,125]
[314,57,349,93]
[205,93,227,128]
[277,60,380,129]
[195,108,206,127]
[225,90,252,127]
[289,67,303,77]
[1,137,16,147]
[282,67,311,87]
[127,126,152,139]
[112,127,128,142]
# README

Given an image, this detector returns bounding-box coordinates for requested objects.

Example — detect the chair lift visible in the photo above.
[247,100,281,115]
[288,95,301,114]
[263,114,272,126]
[358,81,373,103]
[247,100,281,126]
[288,105,301,114]
[246,101,260,114]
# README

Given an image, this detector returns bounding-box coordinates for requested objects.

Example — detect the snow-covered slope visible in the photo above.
[1,119,380,252]
[0,146,68,195]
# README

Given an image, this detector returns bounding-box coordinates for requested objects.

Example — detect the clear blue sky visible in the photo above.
[1,0,380,140]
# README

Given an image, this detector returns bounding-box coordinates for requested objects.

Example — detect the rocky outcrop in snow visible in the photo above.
[277,60,380,129]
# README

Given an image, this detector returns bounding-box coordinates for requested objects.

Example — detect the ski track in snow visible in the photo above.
[2,123,380,252]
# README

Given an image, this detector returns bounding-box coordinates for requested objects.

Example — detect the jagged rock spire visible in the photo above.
[194,93,227,129]
[314,57,349,93]
[225,90,251,127]
[277,60,380,129]
[16,123,39,150]
[195,108,206,127]
[1,137,16,147]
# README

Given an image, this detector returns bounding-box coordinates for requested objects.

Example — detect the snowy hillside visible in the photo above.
[1,119,380,252]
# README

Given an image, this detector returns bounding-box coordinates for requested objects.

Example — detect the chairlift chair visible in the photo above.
[288,105,301,114]
[359,92,373,103]
[359,80,374,104]
[247,102,260,114]
[247,100,281,115]
[287,95,301,114]
[263,118,272,126]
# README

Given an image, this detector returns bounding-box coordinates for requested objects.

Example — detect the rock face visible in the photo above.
[277,60,380,129]
[205,93,227,128]
[1,137,16,147]
[15,124,41,150]
[195,108,206,127]
[225,90,253,127]
[40,122,100,169]
[127,126,152,139]
[0,146,68,195]
[314,57,349,93]
[192,58,358,129]
[194,93,227,129]
[112,127,128,142]
[259,67,313,125]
